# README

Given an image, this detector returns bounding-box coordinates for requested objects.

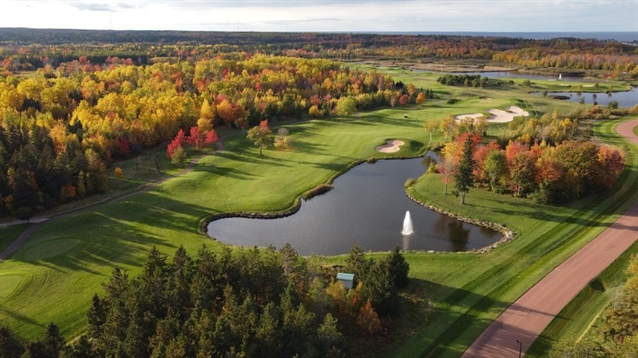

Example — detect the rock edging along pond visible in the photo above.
[404,190,516,254]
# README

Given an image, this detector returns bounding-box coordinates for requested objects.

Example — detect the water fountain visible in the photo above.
[401,210,413,235]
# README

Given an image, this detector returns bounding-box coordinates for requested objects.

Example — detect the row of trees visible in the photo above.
[2,30,637,77]
[436,133,626,204]
[1,54,428,216]
[437,74,489,87]
[0,245,410,357]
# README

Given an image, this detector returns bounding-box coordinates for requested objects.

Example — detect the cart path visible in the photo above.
[462,118,638,358]
[616,118,638,144]
[0,139,226,261]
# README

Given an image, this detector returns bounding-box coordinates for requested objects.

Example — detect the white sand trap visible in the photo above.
[505,106,529,116]
[455,113,484,121]
[454,106,529,124]
[376,140,404,153]
[487,106,529,123]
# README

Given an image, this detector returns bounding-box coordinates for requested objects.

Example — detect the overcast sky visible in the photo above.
[0,0,636,33]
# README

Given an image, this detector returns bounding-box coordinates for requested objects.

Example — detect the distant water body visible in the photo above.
[369,32,637,42]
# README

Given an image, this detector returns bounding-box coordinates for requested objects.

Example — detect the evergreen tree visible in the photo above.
[344,245,372,280]
[454,135,475,204]
[61,335,95,358]
[0,325,25,358]
[42,323,65,358]
[364,260,399,317]
[316,313,344,356]
[385,246,410,288]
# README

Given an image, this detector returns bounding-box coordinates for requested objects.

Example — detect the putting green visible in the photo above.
[0,274,23,299]
[22,239,80,261]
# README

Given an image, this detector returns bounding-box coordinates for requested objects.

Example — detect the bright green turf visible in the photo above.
[391,116,638,357]
[0,70,634,357]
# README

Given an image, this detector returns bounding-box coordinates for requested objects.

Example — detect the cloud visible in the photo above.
[116,2,141,10]
[69,2,115,12]
[1,0,634,32]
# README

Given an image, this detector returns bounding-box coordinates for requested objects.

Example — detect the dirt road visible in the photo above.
[462,119,638,357]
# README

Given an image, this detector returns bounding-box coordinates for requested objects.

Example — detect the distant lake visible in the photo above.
[414,70,589,82]
[533,87,637,108]
[207,156,500,256]
[372,32,637,42]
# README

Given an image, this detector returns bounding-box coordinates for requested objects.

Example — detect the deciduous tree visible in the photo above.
[246,120,272,157]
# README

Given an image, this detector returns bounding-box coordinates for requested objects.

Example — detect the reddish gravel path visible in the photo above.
[616,118,638,144]
[462,118,638,357]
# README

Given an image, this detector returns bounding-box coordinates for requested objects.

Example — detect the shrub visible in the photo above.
[15,207,35,222]
[367,157,377,164]
[404,178,416,188]
[171,146,186,167]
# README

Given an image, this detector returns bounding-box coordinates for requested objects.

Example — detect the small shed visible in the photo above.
[336,272,355,290]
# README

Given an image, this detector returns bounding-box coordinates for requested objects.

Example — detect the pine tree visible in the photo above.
[0,325,25,358]
[385,246,410,288]
[454,134,475,204]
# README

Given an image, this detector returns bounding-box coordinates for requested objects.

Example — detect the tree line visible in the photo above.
[2,30,637,78]
[0,244,411,358]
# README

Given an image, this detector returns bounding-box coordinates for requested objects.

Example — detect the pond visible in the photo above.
[533,87,637,108]
[207,155,501,256]
[410,68,636,107]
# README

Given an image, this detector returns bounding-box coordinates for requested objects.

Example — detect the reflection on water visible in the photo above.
[208,155,500,255]
[448,220,470,252]
[534,87,637,108]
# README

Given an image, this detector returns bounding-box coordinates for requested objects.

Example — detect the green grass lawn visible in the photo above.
[0,68,635,358]
[0,224,29,253]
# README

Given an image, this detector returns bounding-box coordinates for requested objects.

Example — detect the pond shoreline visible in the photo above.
[404,191,516,254]
[201,155,515,256]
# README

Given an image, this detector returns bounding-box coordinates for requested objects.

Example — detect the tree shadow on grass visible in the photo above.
[399,278,511,357]
[191,159,257,180]
[10,191,222,274]
[404,278,574,358]
[0,306,44,329]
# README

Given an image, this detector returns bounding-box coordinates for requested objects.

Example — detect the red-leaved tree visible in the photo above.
[167,129,186,158]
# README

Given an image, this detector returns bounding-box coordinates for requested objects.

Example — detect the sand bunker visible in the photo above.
[455,106,529,124]
[376,140,404,153]
[455,113,484,121]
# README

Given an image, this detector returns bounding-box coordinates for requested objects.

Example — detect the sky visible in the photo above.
[0,0,636,33]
